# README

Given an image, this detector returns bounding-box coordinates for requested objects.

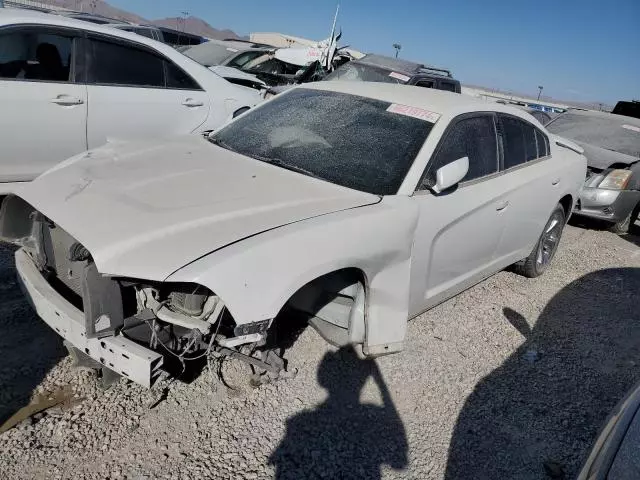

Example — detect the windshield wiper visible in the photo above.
[269,159,323,180]
[208,136,237,153]
[248,153,323,181]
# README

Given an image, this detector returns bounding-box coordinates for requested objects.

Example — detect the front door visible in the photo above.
[409,114,509,317]
[83,35,209,150]
[0,26,87,184]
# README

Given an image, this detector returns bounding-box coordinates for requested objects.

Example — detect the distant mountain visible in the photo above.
[151,16,247,41]
[24,0,246,39]
[40,0,146,23]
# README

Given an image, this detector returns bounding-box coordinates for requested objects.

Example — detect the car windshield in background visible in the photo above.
[546,113,640,158]
[324,62,407,84]
[211,88,433,195]
[183,43,236,67]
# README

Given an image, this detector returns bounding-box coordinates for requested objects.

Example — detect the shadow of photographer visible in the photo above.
[270,346,408,479]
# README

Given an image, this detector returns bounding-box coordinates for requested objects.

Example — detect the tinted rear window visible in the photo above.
[211,89,434,195]
[500,115,527,169]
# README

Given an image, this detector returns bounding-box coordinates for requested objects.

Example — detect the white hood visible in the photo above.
[20,136,379,280]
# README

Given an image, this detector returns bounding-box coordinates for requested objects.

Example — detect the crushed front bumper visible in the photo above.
[574,187,640,223]
[15,248,163,388]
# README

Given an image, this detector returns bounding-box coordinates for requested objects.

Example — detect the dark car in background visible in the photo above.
[612,100,640,120]
[323,53,461,93]
[546,110,640,233]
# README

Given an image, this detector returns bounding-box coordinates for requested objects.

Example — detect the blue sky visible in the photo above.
[109,0,639,105]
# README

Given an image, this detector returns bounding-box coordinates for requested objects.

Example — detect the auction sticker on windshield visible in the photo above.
[387,103,441,123]
[389,72,411,82]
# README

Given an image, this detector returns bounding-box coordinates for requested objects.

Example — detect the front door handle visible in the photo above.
[496,200,510,212]
[552,178,561,186]
[50,95,84,106]
[182,98,204,107]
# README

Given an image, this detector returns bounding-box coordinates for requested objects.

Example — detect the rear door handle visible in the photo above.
[182,98,204,107]
[496,201,510,212]
[552,178,561,186]
[50,95,84,106]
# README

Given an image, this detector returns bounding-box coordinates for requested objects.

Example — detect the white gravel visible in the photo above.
[0,223,639,480]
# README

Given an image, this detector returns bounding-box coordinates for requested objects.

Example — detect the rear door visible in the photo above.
[409,113,510,315]
[83,34,209,149]
[495,114,560,262]
[0,25,87,183]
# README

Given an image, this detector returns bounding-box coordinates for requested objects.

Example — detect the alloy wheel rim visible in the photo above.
[537,212,563,267]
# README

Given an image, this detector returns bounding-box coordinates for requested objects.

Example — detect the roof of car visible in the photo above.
[357,53,454,79]
[301,81,528,118]
[556,108,640,127]
[358,54,422,75]
[0,9,174,52]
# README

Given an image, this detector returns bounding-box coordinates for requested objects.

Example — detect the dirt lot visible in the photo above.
[0,222,639,480]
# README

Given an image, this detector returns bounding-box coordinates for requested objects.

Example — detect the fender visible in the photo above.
[166,196,419,354]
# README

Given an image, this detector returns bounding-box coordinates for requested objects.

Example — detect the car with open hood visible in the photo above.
[0,82,586,388]
[546,109,640,233]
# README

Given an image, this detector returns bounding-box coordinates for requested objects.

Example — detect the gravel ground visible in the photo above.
[0,222,639,480]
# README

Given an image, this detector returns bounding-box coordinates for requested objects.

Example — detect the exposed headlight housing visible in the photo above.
[597,169,632,190]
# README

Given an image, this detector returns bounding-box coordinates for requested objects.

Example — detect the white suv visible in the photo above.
[0,9,261,193]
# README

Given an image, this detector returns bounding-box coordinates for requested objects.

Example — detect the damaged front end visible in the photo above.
[0,196,281,388]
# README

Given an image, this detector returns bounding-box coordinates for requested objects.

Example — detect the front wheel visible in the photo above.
[610,202,640,234]
[513,204,566,278]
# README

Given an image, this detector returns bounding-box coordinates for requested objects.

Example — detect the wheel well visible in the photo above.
[283,268,367,347]
[559,194,573,220]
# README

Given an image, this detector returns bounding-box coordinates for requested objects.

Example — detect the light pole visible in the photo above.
[537,85,543,101]
[393,43,401,58]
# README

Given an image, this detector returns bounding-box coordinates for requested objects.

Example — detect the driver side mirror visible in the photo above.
[430,156,469,194]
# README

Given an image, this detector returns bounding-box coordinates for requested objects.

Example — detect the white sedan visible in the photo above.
[0,82,586,387]
[0,9,261,193]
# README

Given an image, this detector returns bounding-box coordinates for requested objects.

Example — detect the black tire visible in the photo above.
[513,204,566,278]
[610,202,640,234]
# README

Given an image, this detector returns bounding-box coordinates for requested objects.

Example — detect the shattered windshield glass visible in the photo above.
[546,113,640,158]
[211,89,433,195]
[324,62,407,84]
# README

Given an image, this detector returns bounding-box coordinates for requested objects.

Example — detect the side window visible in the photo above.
[535,129,549,157]
[165,61,201,90]
[427,115,498,185]
[500,115,527,169]
[87,37,164,87]
[439,81,458,92]
[0,28,73,82]
[522,121,538,161]
[415,79,435,88]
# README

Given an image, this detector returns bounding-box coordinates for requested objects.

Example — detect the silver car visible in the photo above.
[546,110,640,233]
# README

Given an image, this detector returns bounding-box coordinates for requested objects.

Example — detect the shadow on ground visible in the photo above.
[445,267,640,479]
[269,346,408,480]
[0,246,66,425]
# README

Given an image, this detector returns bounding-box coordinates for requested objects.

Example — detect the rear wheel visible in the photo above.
[513,204,566,278]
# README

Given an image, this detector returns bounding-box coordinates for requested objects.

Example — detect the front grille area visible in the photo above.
[45,225,86,296]
[33,220,90,309]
